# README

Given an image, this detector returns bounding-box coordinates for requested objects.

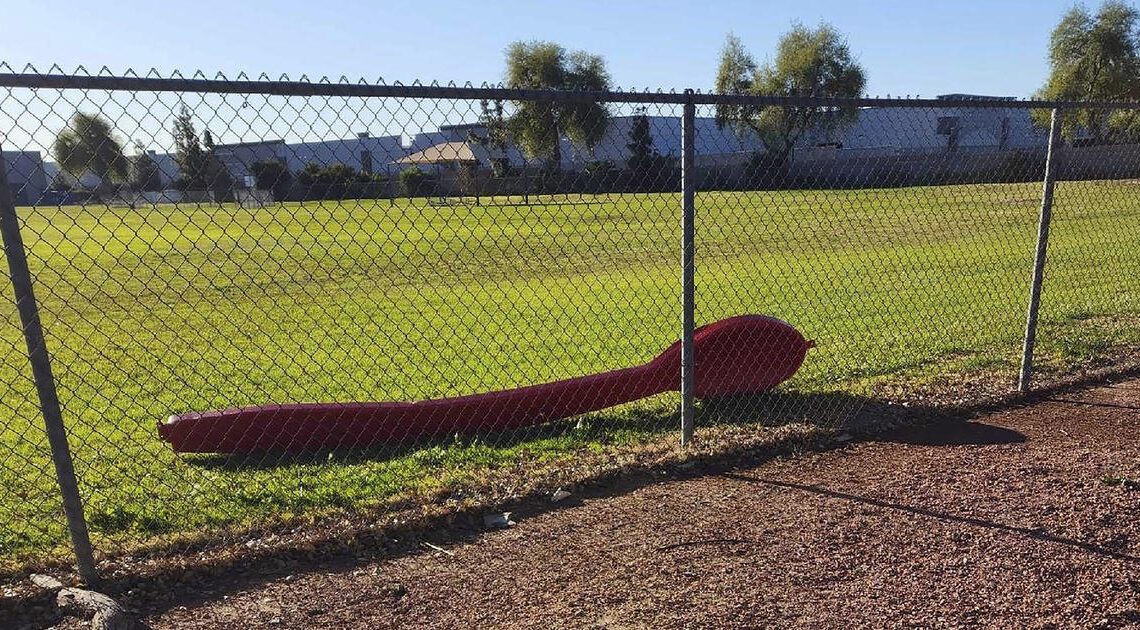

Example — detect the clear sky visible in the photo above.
[0,0,1105,98]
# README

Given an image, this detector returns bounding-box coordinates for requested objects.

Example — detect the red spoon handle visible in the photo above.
[159,363,669,453]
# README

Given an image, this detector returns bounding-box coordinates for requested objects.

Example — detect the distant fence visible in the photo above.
[282,142,1140,197]
[2,69,1140,587]
[251,143,1140,200]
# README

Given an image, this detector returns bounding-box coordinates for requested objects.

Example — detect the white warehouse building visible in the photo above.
[213,133,406,184]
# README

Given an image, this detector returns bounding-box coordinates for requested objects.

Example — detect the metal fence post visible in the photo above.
[680,91,696,446]
[1018,108,1063,392]
[0,149,99,585]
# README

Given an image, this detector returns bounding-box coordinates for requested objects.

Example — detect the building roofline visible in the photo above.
[214,139,286,149]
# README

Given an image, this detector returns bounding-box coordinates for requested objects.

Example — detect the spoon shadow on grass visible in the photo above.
[183,400,681,472]
[183,385,1024,473]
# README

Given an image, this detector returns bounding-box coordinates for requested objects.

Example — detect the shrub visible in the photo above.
[997,150,1047,183]
[249,160,292,198]
[584,160,616,175]
[398,167,434,196]
[744,151,789,189]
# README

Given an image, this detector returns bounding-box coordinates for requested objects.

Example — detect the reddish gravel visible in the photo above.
[53,379,1140,628]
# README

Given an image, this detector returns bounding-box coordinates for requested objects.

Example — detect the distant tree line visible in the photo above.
[48,2,1140,203]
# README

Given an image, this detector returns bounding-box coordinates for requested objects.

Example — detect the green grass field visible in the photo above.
[2,180,1139,568]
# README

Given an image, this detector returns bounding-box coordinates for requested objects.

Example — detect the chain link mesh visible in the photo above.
[1,68,1139,579]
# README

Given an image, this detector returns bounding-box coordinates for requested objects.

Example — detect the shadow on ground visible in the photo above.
[721,473,1137,564]
[85,403,1036,620]
[29,370,1129,625]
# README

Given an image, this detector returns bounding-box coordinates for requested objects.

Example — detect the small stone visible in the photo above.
[551,489,572,502]
[483,512,515,528]
[381,582,408,599]
[30,574,64,590]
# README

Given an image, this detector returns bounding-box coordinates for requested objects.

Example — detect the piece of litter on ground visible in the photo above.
[483,512,515,528]
[835,432,854,442]
[551,489,572,503]
[420,541,454,556]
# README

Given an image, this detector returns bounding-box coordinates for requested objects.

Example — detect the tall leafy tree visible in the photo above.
[171,104,208,189]
[504,41,611,170]
[1034,1,1140,142]
[200,129,233,196]
[171,105,232,194]
[626,108,657,173]
[52,112,128,186]
[714,25,866,167]
[624,106,677,188]
[468,99,512,176]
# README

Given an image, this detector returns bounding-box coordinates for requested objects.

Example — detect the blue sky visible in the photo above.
[0,0,1102,98]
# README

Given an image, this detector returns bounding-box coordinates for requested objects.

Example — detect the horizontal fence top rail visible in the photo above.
[3,72,1140,110]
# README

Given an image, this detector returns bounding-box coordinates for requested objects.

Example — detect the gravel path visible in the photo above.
[142,378,1140,629]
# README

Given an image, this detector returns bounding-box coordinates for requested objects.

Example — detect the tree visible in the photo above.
[249,160,292,198]
[469,99,512,176]
[1034,1,1140,142]
[49,169,73,191]
[625,108,676,188]
[171,105,207,190]
[397,167,433,197]
[296,162,362,186]
[171,105,232,196]
[626,108,657,174]
[294,162,385,200]
[504,41,611,170]
[52,112,128,187]
[130,143,164,192]
[714,25,866,169]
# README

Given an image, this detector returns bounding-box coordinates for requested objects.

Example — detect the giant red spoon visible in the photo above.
[158,315,811,453]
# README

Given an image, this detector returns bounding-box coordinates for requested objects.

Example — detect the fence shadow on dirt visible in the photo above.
[721,474,1138,564]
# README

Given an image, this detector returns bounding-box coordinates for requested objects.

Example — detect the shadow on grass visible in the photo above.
[185,386,1016,472]
[182,388,875,472]
[184,412,606,471]
[702,389,1027,446]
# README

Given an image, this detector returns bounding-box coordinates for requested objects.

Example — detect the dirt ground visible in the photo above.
[31,377,1140,629]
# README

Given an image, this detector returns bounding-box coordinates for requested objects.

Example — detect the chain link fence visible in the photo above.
[2,68,1140,585]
